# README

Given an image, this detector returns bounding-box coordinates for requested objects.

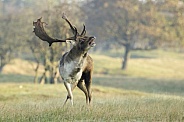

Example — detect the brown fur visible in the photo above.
[60,37,95,105]
[79,54,93,104]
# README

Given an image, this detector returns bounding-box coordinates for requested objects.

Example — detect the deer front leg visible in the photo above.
[64,81,78,105]
[63,81,73,106]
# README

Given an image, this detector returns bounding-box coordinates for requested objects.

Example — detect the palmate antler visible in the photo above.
[33,14,87,46]
[33,17,65,46]
[33,16,78,46]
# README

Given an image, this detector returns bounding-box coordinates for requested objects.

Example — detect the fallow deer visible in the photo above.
[33,14,96,106]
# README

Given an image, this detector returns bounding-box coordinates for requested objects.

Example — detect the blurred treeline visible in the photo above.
[0,0,184,83]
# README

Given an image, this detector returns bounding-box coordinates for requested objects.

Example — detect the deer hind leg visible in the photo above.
[63,81,74,106]
[77,80,89,104]
[84,72,92,104]
[85,82,92,104]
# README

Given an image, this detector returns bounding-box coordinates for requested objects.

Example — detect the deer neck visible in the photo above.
[67,46,87,63]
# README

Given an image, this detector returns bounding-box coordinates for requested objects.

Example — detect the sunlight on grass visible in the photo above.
[0,83,184,121]
[92,53,184,79]
[3,59,44,76]
[127,58,184,79]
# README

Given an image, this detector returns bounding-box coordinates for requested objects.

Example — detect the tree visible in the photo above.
[0,14,23,73]
[84,0,167,70]
[0,0,39,73]
[160,0,184,49]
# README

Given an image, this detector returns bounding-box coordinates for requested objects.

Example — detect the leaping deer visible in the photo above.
[33,14,96,106]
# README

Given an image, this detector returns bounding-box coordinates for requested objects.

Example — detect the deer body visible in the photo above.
[59,37,95,105]
[59,51,84,84]
[33,13,95,106]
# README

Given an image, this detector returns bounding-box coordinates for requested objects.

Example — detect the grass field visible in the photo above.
[1,49,184,121]
[0,83,184,121]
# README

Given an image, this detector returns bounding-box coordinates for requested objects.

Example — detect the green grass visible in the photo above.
[92,54,184,79]
[1,49,184,121]
[0,74,33,83]
[0,83,184,121]
[92,49,184,79]
[1,74,184,96]
[93,75,184,96]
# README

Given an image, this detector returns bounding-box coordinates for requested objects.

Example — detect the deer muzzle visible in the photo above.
[88,37,96,47]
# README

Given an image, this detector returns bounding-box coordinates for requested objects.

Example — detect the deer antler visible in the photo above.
[80,24,86,36]
[62,13,86,38]
[62,13,79,36]
[33,17,68,46]
[33,14,85,46]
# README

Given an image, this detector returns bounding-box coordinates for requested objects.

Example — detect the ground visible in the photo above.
[1,49,184,121]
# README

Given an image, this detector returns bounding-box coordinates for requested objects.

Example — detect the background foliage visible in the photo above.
[1,0,184,75]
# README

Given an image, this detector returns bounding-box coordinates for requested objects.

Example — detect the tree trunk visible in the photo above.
[39,70,48,84]
[0,66,3,73]
[122,44,131,70]
[33,63,39,84]
[49,67,55,84]
[49,70,58,84]
[49,47,55,84]
[0,63,6,73]
[0,56,6,73]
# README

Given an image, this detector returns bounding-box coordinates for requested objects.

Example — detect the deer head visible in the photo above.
[62,13,96,51]
[33,13,96,49]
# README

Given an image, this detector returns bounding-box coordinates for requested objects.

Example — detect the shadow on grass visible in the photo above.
[0,74,34,83]
[1,74,184,96]
[93,75,184,96]
[130,54,156,59]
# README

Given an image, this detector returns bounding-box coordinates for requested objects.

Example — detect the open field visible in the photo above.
[93,49,184,79]
[0,83,184,121]
[1,49,184,121]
